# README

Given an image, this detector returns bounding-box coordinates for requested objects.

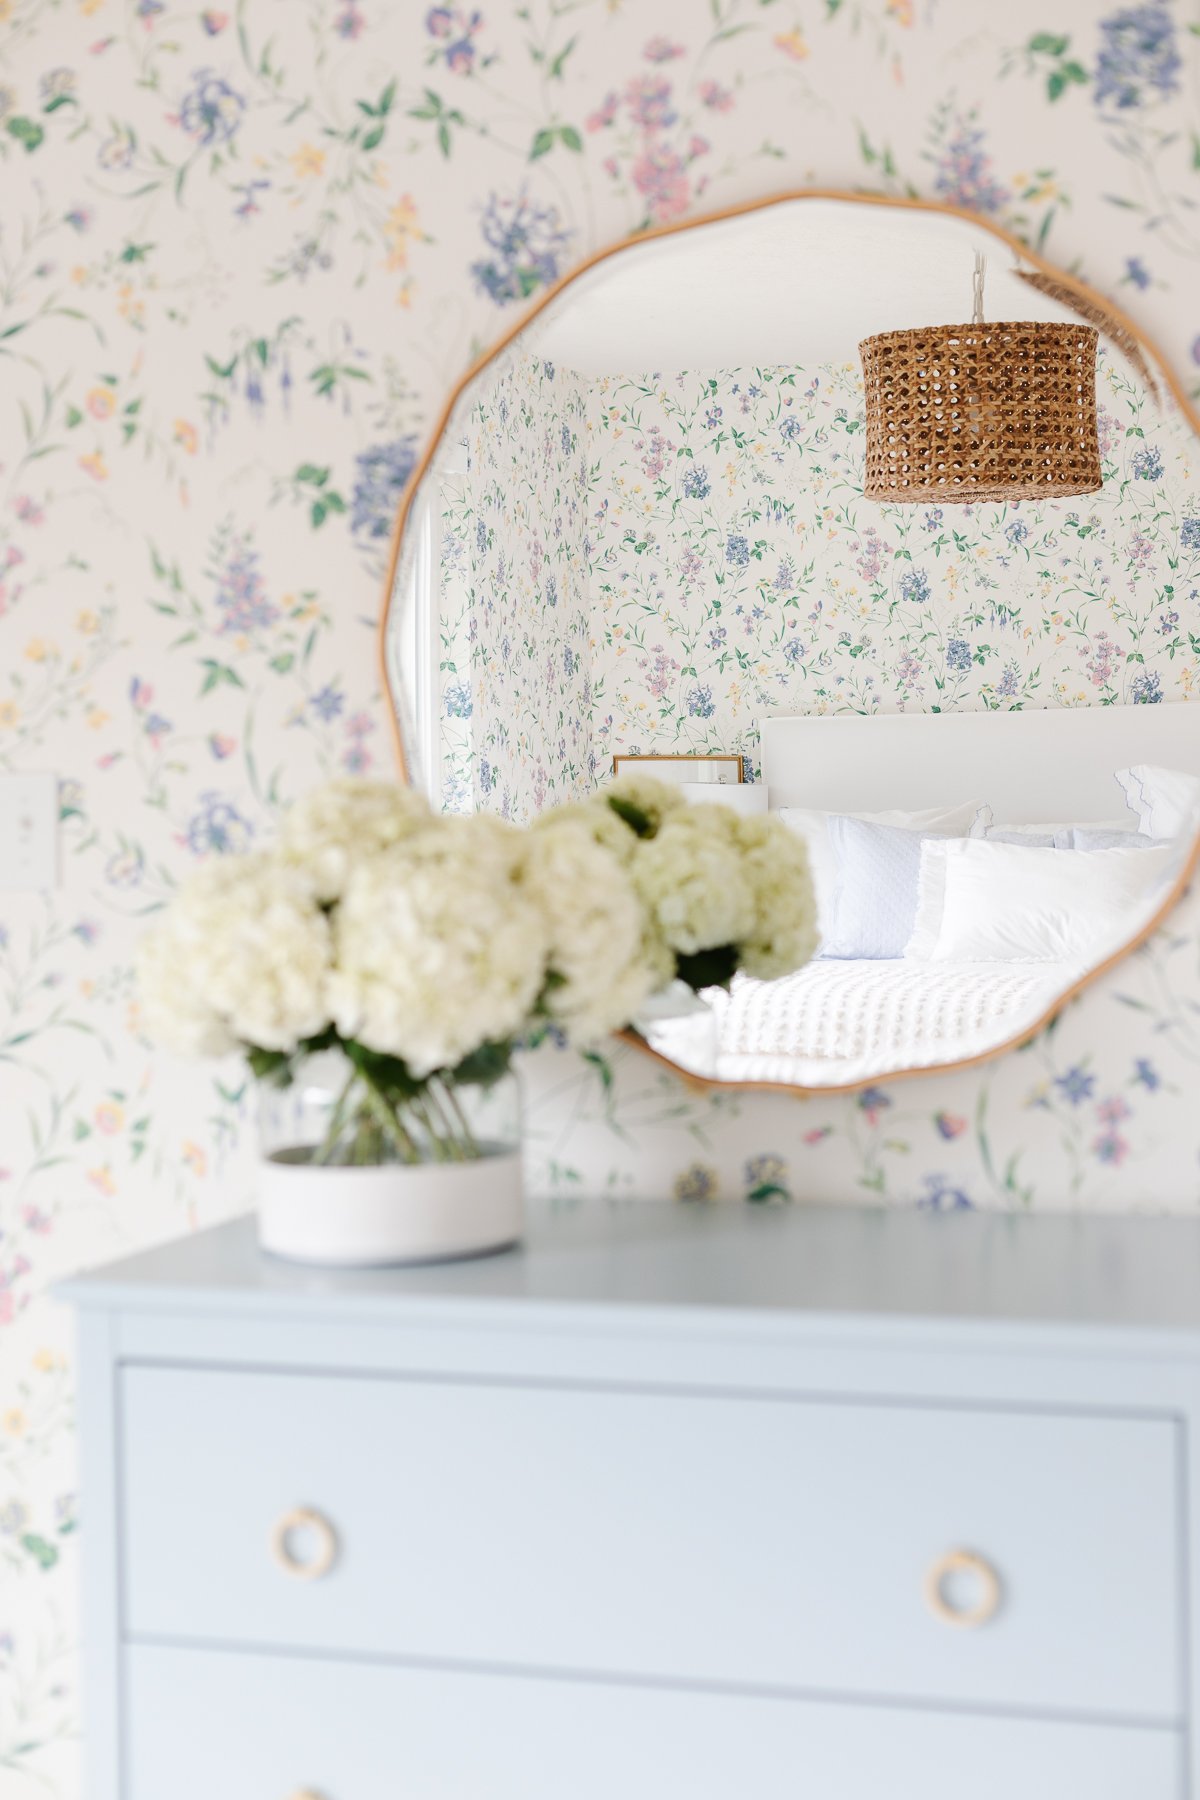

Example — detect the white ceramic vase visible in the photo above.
[257,1145,524,1267]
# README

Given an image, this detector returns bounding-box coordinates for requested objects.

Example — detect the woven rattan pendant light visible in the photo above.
[859,255,1102,504]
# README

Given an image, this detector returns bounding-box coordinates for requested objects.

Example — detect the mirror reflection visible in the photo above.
[384,197,1200,1092]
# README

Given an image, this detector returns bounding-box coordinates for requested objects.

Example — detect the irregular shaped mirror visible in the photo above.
[381,194,1200,1093]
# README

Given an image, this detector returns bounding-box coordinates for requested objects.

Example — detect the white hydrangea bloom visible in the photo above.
[631,807,756,956]
[605,771,686,835]
[520,819,664,1042]
[137,854,332,1055]
[280,777,432,902]
[330,815,549,1077]
[533,794,640,865]
[734,813,819,980]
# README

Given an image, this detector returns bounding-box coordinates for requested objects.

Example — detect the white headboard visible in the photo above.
[761,705,1200,822]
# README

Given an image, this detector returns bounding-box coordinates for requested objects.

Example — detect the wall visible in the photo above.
[3,2,1200,1791]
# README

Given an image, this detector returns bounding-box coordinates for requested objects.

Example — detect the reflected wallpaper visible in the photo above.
[445,348,1199,820]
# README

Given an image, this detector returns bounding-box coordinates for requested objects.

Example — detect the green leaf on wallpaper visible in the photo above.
[20,1534,58,1571]
[1192,133,1200,170]
[7,116,45,151]
[559,124,583,153]
[295,463,330,486]
[530,127,556,160]
[198,659,245,696]
[361,125,385,152]
[548,36,577,79]
[1029,32,1069,55]
[119,241,154,263]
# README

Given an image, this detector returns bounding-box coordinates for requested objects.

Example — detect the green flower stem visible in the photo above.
[315,1065,362,1167]
[435,1077,482,1159]
[353,1067,424,1165]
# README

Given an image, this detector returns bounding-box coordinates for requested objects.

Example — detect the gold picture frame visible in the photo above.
[611,753,745,786]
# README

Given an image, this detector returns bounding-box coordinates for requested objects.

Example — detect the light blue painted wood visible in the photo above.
[125,1643,1185,1800]
[60,1200,1200,1798]
[120,1362,1182,1721]
[60,1202,1200,1340]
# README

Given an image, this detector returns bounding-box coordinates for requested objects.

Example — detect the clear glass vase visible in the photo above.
[257,1048,521,1169]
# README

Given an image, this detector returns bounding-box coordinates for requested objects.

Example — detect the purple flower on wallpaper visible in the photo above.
[898,567,931,605]
[930,118,1009,215]
[1134,1057,1162,1090]
[213,534,279,633]
[475,516,488,556]
[643,36,684,63]
[444,678,472,719]
[561,422,571,456]
[919,1174,973,1211]
[1158,608,1179,635]
[350,436,418,540]
[1130,668,1163,703]
[725,533,750,568]
[1094,3,1180,110]
[185,792,254,857]
[994,664,1020,699]
[309,682,344,722]
[545,574,558,608]
[922,508,944,531]
[1004,519,1029,545]
[780,416,803,442]
[471,190,573,305]
[686,684,715,718]
[859,1087,892,1125]
[644,650,678,699]
[426,5,488,74]
[681,465,710,499]
[625,74,677,130]
[783,638,805,664]
[176,70,245,146]
[945,638,973,672]
[1093,1128,1131,1166]
[774,556,796,591]
[1124,255,1152,289]
[1055,1065,1097,1106]
[1131,444,1164,480]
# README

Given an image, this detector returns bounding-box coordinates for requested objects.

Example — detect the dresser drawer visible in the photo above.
[126,1642,1184,1800]
[120,1365,1182,1720]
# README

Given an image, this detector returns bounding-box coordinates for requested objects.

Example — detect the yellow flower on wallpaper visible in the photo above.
[2,1408,27,1437]
[94,1101,125,1136]
[886,0,914,24]
[75,609,101,634]
[173,419,199,454]
[33,1348,64,1374]
[0,701,19,730]
[773,28,809,61]
[25,638,53,662]
[290,142,326,178]
[86,386,116,420]
[79,451,109,481]
[384,193,423,271]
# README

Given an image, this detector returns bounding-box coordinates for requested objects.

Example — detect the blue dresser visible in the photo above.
[65,1201,1200,1798]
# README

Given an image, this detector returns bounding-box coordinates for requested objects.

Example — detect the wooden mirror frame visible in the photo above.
[375,185,1200,1100]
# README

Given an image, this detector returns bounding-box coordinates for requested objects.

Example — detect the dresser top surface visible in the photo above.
[60,1199,1200,1342]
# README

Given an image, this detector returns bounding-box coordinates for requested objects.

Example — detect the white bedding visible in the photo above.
[702,957,1082,1085]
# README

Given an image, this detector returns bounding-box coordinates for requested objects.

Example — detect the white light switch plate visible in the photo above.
[0,772,58,891]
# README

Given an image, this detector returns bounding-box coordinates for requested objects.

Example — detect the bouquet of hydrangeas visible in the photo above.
[138,774,816,1167]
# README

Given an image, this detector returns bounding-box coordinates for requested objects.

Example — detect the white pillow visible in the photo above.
[777,800,990,940]
[906,839,1174,964]
[1115,765,1200,839]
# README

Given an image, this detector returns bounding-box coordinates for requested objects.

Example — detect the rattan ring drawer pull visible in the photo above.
[923,1548,1002,1628]
[269,1506,338,1581]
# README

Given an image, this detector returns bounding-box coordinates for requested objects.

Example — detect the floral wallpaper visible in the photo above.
[452,350,596,817]
[445,346,1200,807]
[3,0,1200,1791]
